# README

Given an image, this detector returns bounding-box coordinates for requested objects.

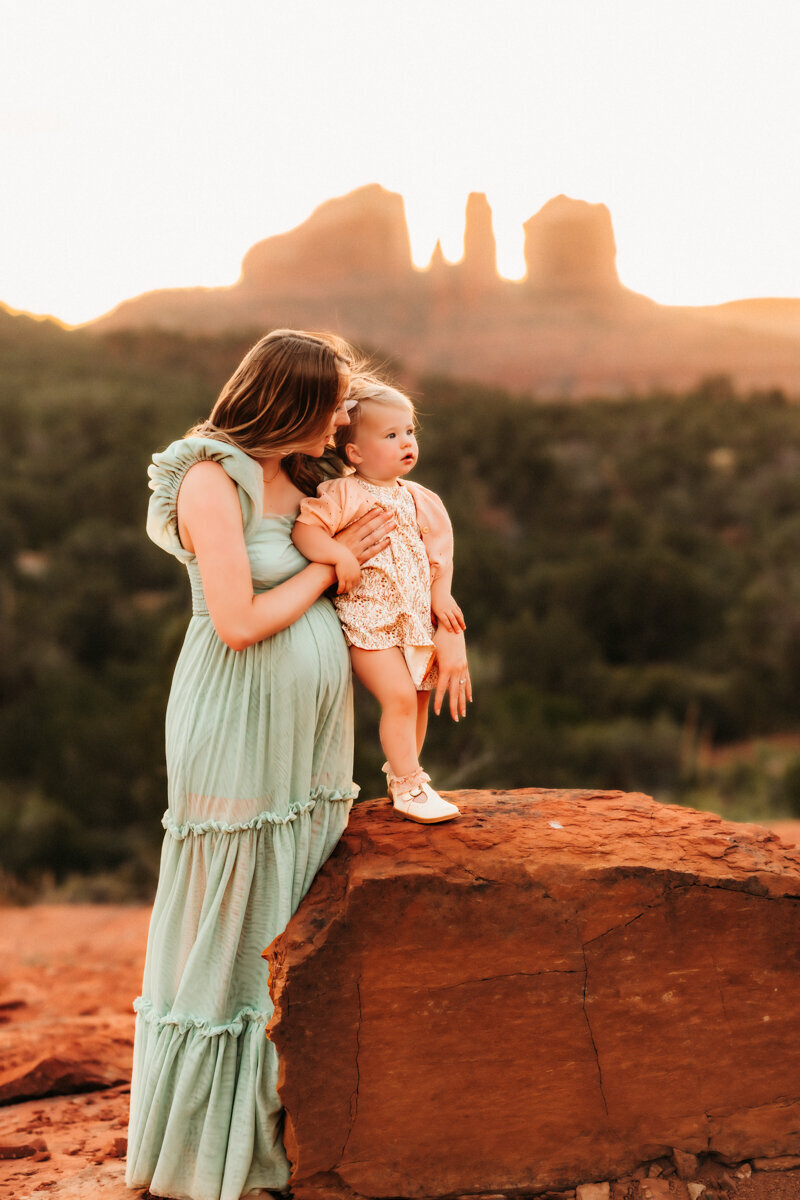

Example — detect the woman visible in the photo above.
[125,330,469,1200]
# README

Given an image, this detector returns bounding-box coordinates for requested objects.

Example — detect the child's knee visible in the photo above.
[382,678,418,717]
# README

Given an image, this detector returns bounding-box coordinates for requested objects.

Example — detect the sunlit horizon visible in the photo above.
[3,0,800,325]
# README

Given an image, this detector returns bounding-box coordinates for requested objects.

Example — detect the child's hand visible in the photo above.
[433,595,466,634]
[335,548,362,594]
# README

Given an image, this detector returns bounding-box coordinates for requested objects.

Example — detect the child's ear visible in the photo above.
[345,442,362,466]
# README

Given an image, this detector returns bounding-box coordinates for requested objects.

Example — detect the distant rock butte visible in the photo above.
[461,191,499,295]
[88,185,800,397]
[524,194,620,292]
[266,789,800,1200]
[240,184,413,293]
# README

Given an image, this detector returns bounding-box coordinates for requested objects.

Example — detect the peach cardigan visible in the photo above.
[296,474,455,593]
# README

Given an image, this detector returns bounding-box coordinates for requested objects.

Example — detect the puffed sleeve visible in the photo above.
[295,490,342,536]
[146,436,264,562]
[296,476,373,535]
[406,481,454,584]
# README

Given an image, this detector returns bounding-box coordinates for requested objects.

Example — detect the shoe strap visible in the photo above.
[389,768,430,793]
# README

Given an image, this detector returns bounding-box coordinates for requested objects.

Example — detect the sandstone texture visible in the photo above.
[0,905,150,1199]
[266,790,800,1200]
[0,816,799,1199]
[87,184,800,398]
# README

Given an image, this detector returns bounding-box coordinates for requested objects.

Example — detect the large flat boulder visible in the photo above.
[265,789,800,1199]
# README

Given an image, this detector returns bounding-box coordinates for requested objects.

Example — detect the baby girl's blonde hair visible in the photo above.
[333,373,416,468]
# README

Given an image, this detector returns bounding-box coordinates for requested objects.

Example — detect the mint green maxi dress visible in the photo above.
[126,438,357,1200]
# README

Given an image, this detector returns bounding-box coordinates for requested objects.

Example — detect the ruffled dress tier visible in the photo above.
[126,438,357,1200]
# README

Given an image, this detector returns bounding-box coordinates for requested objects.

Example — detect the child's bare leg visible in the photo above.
[350,647,419,778]
[416,690,430,756]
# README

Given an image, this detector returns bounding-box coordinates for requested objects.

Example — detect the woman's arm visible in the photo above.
[179,462,392,650]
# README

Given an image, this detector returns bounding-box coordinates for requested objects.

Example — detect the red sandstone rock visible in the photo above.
[0,905,137,1109]
[577,1184,611,1199]
[0,1053,128,1104]
[460,192,498,297]
[523,194,620,291]
[239,184,413,293]
[639,1181,680,1200]
[266,789,800,1200]
[0,905,150,1199]
[673,1148,700,1179]
[3,899,800,1198]
[87,184,800,398]
[754,1155,800,1170]
[427,239,448,273]
[0,1137,45,1159]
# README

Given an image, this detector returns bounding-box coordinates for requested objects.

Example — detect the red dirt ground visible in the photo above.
[0,818,798,1200]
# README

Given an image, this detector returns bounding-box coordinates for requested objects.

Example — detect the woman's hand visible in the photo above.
[334,506,395,565]
[433,626,472,721]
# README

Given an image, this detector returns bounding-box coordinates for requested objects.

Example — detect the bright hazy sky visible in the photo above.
[2,0,800,325]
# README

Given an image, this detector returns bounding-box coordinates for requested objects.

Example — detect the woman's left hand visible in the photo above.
[334,506,395,565]
[432,626,472,720]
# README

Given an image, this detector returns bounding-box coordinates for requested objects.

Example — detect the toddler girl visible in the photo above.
[292,375,468,823]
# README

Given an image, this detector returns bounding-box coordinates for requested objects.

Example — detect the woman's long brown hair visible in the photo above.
[187,328,359,494]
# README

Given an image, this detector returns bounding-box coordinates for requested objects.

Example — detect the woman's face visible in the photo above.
[294,367,352,457]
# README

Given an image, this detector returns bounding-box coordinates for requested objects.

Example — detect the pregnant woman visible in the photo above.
[125,330,398,1200]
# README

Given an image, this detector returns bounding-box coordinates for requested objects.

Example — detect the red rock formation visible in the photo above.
[523,194,620,292]
[427,239,448,274]
[266,789,800,1200]
[1,836,800,1197]
[460,191,498,297]
[697,296,800,340]
[239,184,413,294]
[0,1053,128,1105]
[85,184,800,397]
[424,238,455,327]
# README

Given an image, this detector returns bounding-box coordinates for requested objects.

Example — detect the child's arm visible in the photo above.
[292,520,361,594]
[408,481,466,634]
[430,575,466,634]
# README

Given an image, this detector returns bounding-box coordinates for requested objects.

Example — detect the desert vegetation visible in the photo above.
[2,307,800,897]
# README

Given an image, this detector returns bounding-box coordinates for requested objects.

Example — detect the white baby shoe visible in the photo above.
[384,767,460,824]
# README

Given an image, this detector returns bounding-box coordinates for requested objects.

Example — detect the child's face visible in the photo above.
[347,401,418,482]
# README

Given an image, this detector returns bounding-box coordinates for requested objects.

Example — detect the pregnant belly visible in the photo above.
[164,598,352,821]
